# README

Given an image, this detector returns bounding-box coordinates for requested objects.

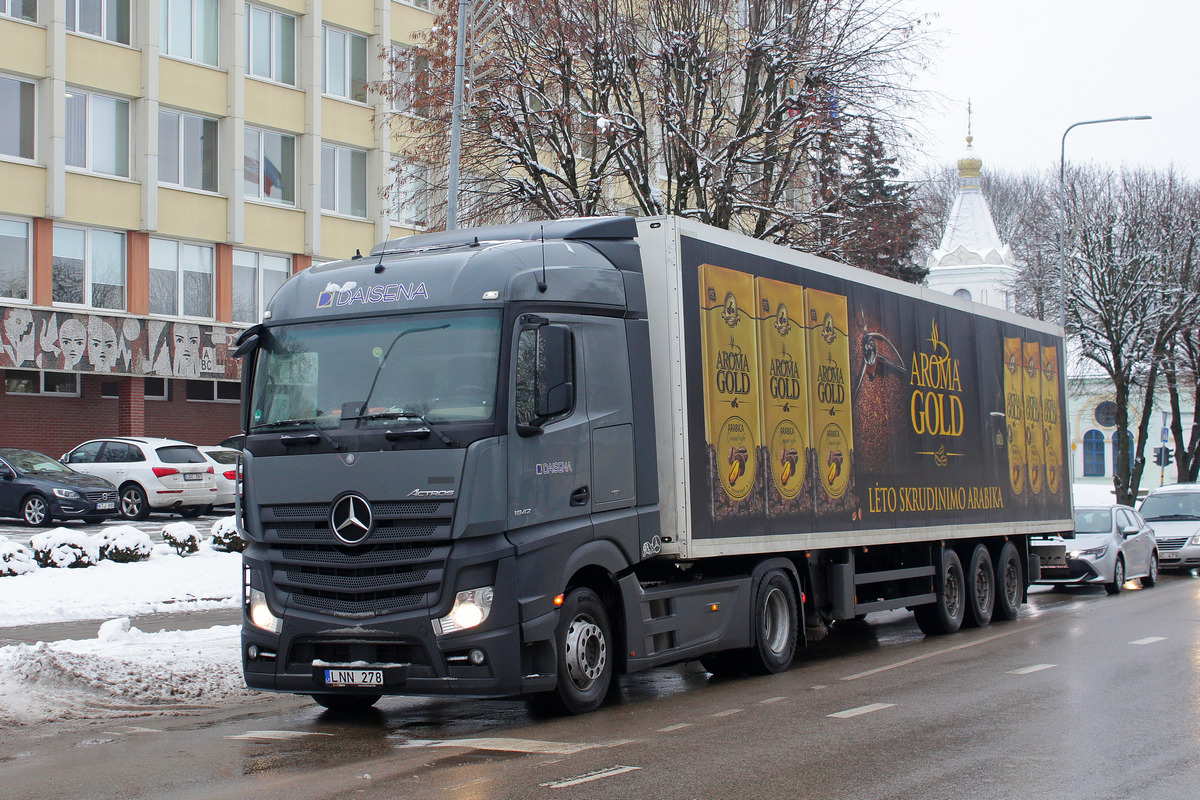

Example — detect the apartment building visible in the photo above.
[0,0,433,455]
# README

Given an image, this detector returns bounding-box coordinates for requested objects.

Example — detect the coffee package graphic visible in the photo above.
[1003,337,1026,496]
[1040,345,1063,496]
[805,288,856,516]
[1023,340,1045,495]
[699,264,763,520]
[756,277,814,518]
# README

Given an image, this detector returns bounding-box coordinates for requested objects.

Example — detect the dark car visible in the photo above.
[217,433,245,450]
[0,448,120,526]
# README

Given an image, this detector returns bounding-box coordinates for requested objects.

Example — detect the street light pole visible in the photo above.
[1057,115,1152,331]
[447,0,470,231]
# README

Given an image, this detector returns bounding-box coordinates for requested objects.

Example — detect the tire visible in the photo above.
[179,506,204,519]
[311,693,380,713]
[1106,556,1126,595]
[993,541,1024,621]
[962,544,995,628]
[119,484,151,521]
[746,568,799,674]
[21,494,52,527]
[914,548,966,635]
[541,587,613,715]
[1142,552,1158,587]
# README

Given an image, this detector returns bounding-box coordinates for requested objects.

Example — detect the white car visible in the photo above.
[1139,483,1200,571]
[61,437,218,521]
[1034,505,1159,594]
[200,446,240,508]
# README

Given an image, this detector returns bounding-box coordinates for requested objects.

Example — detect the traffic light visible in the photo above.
[1153,447,1166,466]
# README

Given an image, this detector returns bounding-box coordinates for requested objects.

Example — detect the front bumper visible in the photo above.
[1034,556,1108,585]
[51,494,119,519]
[1157,543,1200,570]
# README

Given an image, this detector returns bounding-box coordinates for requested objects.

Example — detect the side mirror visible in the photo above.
[0,465,12,479]
[60,453,70,463]
[535,324,573,420]
[1121,525,1140,537]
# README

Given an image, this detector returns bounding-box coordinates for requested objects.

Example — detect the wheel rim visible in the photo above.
[1115,559,1125,586]
[121,489,142,517]
[974,560,993,611]
[1149,554,1158,583]
[944,564,963,618]
[1002,557,1020,606]
[564,615,606,691]
[24,497,46,525]
[761,586,791,655]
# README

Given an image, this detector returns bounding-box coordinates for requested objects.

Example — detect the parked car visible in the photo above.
[200,446,240,508]
[218,433,244,450]
[1034,505,1159,594]
[0,448,119,526]
[1138,483,1200,572]
[60,437,217,521]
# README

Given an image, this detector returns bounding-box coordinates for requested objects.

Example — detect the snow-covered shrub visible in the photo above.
[30,528,99,568]
[95,526,154,563]
[162,521,201,555]
[210,516,246,553]
[0,536,37,576]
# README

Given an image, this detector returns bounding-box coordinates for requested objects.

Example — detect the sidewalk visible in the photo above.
[0,607,241,646]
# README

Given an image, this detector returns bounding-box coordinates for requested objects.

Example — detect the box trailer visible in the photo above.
[236,215,1071,714]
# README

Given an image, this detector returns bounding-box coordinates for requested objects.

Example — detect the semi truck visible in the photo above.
[235,215,1071,714]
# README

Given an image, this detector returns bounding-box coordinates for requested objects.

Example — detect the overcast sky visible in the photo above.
[908,0,1198,179]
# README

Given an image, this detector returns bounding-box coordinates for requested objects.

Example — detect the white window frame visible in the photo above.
[321,143,368,219]
[246,3,296,86]
[0,74,36,162]
[160,0,219,66]
[64,87,131,178]
[0,214,32,302]
[392,0,430,10]
[390,158,429,229]
[52,224,127,311]
[149,237,215,319]
[158,108,220,193]
[232,248,291,324]
[4,370,81,397]
[244,126,296,205]
[322,24,368,103]
[0,0,37,22]
[66,0,131,45]
[389,43,433,117]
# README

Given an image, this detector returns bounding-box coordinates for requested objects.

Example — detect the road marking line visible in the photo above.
[839,620,1052,681]
[540,766,641,788]
[225,730,335,741]
[759,696,787,704]
[1007,663,1057,675]
[828,703,895,719]
[102,726,162,735]
[709,708,743,718]
[401,737,596,755]
[1130,636,1166,645]
[657,723,692,732]
[446,778,493,790]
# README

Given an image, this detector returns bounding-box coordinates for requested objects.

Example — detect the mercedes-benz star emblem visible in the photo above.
[330,493,373,545]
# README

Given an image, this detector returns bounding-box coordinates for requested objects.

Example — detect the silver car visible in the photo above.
[1035,505,1159,594]
[1139,483,1200,572]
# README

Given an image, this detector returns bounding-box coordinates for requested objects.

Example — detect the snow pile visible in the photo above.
[94,526,155,563]
[0,538,36,577]
[210,516,246,553]
[0,622,253,725]
[30,529,99,569]
[162,521,201,555]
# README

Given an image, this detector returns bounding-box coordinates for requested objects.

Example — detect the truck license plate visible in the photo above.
[324,669,383,687]
[96,501,115,510]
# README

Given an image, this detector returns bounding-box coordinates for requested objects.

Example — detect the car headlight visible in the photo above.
[52,488,81,499]
[1190,535,1200,548]
[1069,545,1108,559]
[434,587,494,635]
[247,587,281,634]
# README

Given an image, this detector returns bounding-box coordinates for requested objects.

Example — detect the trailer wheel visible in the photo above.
[914,548,965,635]
[747,569,799,674]
[311,693,380,713]
[542,587,613,715]
[962,544,995,628]
[993,542,1023,620]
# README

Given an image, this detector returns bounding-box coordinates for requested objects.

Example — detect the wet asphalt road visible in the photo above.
[2,573,1199,800]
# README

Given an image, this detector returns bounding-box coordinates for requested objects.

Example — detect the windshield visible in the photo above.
[0,449,72,475]
[1139,491,1200,520]
[249,311,501,430]
[1073,509,1112,534]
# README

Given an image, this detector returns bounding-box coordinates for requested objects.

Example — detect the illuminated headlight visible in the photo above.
[248,588,282,634]
[1190,535,1200,547]
[434,587,494,635]
[53,488,81,499]
[1069,545,1108,559]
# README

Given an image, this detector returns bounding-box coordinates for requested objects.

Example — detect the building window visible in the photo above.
[232,249,290,324]
[321,144,367,218]
[389,44,432,116]
[100,376,168,399]
[1082,430,1105,477]
[244,127,295,205]
[1,0,37,22]
[65,88,130,177]
[186,379,241,402]
[52,225,126,310]
[0,216,30,300]
[390,159,429,228]
[161,0,219,65]
[149,238,214,318]
[953,288,972,301]
[66,0,130,45]
[5,370,80,396]
[323,25,367,103]
[0,75,35,160]
[159,109,218,192]
[247,3,296,85]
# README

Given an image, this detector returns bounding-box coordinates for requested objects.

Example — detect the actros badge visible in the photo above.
[330,493,374,545]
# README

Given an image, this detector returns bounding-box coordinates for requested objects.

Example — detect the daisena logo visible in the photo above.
[536,461,573,475]
[317,280,430,309]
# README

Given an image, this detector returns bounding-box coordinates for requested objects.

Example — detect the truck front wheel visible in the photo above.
[545,587,613,715]
[748,569,798,674]
[914,548,965,635]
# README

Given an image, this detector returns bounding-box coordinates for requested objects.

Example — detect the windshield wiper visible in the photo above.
[1144,513,1200,521]
[343,411,458,447]
[251,418,344,451]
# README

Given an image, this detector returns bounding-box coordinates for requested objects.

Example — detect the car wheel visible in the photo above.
[311,694,380,713]
[915,548,966,635]
[1142,551,1159,587]
[21,494,53,527]
[119,484,151,521]
[537,587,613,715]
[1106,556,1126,595]
[962,544,995,628]
[993,541,1024,620]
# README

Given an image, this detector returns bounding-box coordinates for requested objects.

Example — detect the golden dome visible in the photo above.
[958,135,982,178]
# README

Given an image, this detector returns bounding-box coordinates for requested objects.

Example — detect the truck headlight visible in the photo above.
[1069,545,1108,559]
[434,587,494,635]
[248,588,282,634]
[53,488,81,499]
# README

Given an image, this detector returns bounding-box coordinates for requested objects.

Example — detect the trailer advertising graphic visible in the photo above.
[683,237,1069,541]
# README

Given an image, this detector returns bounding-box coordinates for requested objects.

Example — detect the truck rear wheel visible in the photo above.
[993,541,1023,620]
[914,548,965,635]
[962,544,995,628]
[542,587,613,715]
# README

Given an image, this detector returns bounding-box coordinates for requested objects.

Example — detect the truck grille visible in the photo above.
[260,499,454,618]
[1155,536,1189,551]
